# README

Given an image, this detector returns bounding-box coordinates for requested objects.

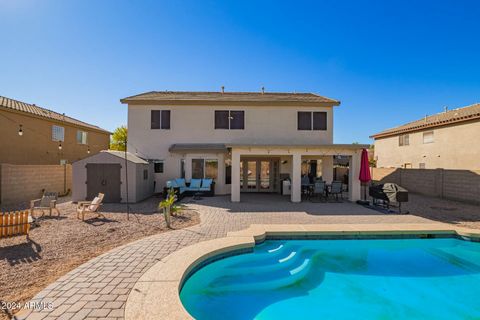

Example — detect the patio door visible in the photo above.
[240,159,279,193]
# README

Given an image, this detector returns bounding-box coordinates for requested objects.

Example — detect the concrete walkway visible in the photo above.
[19,195,433,320]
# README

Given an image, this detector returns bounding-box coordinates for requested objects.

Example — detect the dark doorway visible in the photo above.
[86,163,121,202]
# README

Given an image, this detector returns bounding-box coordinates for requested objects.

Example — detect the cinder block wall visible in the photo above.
[0,164,72,205]
[372,167,480,204]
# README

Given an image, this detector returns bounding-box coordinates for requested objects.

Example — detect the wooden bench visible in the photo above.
[0,211,31,238]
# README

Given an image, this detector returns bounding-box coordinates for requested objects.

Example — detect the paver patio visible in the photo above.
[16,194,471,319]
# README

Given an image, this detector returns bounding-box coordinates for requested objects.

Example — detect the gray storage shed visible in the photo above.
[72,150,154,203]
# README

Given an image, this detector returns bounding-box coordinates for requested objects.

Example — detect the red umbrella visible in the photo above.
[359,148,371,183]
[358,148,371,202]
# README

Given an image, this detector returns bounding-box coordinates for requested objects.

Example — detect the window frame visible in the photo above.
[151,110,170,130]
[52,125,65,142]
[76,130,88,145]
[297,111,327,131]
[205,159,219,180]
[422,131,434,144]
[153,160,164,173]
[398,134,410,146]
[214,110,244,130]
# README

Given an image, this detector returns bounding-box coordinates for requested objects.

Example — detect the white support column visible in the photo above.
[185,155,192,181]
[321,156,334,183]
[231,150,241,202]
[349,151,361,201]
[291,153,302,202]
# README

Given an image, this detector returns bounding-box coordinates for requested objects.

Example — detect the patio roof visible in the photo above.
[227,143,370,150]
[169,143,229,153]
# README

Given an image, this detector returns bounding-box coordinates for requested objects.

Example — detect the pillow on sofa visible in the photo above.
[190,179,202,189]
[202,178,213,188]
[175,178,186,188]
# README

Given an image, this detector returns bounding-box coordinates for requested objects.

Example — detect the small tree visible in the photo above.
[159,188,177,228]
[110,126,128,151]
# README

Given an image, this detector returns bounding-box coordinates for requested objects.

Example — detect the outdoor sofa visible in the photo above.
[163,178,215,199]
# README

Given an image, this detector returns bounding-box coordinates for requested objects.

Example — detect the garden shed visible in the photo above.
[72,150,154,203]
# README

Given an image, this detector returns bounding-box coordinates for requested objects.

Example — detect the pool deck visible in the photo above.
[16,194,479,319]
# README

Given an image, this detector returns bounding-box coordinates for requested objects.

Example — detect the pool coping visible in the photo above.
[124,223,480,320]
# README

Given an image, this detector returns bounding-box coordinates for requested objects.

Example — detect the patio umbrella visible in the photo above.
[358,148,371,202]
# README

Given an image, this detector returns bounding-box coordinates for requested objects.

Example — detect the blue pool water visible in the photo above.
[180,238,480,319]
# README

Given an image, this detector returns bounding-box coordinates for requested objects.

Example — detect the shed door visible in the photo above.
[86,164,121,203]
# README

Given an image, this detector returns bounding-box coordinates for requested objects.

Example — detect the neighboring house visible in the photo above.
[0,96,110,165]
[371,103,480,170]
[121,90,367,202]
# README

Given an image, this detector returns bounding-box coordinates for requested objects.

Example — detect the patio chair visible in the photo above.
[329,181,344,201]
[76,193,105,221]
[30,191,60,219]
[311,181,326,202]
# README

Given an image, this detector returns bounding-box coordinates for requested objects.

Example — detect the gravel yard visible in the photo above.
[0,196,199,319]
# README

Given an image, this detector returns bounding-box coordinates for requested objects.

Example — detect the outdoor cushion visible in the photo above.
[202,178,213,188]
[179,187,186,194]
[89,197,101,211]
[175,178,187,188]
[166,180,178,188]
[199,187,211,191]
[190,179,202,189]
[186,186,199,192]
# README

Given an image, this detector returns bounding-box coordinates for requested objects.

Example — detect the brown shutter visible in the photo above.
[230,111,244,129]
[161,110,171,129]
[313,112,327,130]
[151,110,160,129]
[215,111,229,129]
[298,112,312,130]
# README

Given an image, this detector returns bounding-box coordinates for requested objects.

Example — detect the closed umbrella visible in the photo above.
[358,148,371,203]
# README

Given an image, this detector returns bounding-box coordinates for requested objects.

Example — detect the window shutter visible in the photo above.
[313,112,327,130]
[297,112,312,130]
[230,111,244,129]
[161,110,171,129]
[151,110,160,129]
[215,111,229,129]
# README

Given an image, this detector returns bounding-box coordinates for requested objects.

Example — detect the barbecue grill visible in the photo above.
[369,183,409,214]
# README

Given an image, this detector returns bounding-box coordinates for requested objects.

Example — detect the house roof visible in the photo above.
[370,103,480,139]
[120,91,340,106]
[0,95,110,134]
[101,150,149,164]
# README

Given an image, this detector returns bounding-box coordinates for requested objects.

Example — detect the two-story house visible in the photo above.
[371,103,480,170]
[121,91,366,202]
[0,96,111,165]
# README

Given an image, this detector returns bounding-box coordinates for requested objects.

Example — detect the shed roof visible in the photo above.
[101,150,149,164]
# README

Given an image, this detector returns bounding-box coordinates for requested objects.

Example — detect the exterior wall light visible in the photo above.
[18,124,23,136]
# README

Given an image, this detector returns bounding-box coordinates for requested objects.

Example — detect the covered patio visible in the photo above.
[230,144,369,203]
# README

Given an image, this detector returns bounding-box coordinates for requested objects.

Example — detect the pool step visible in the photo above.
[226,244,297,268]
[207,257,313,293]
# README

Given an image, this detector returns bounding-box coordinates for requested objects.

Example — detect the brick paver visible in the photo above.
[19,194,433,319]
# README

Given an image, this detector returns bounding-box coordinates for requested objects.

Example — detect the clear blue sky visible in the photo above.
[1,0,479,143]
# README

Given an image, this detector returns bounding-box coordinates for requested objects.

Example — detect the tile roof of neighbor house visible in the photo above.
[370,103,480,139]
[0,95,110,134]
[120,91,340,105]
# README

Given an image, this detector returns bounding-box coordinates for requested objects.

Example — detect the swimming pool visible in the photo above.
[180,238,480,319]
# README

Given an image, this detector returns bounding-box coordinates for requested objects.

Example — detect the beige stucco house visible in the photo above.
[121,91,367,202]
[371,103,480,170]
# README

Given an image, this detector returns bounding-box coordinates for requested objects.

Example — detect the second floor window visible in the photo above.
[297,112,327,130]
[151,110,170,129]
[52,125,64,141]
[76,130,88,144]
[423,131,434,144]
[399,134,409,146]
[215,110,244,129]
